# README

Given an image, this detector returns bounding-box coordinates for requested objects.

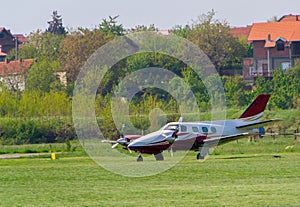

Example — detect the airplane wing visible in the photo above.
[236,119,282,130]
[203,133,250,146]
[198,133,249,159]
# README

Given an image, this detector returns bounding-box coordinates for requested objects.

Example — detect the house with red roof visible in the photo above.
[0,59,34,91]
[0,27,27,61]
[243,15,300,81]
[230,25,252,44]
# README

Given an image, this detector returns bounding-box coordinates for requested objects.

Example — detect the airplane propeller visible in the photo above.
[112,143,119,149]
[111,124,126,149]
[168,117,183,157]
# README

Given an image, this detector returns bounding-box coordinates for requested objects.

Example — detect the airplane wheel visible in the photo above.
[154,153,164,161]
[137,154,143,162]
[196,153,205,160]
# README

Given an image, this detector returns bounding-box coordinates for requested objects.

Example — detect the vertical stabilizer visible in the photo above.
[239,94,270,119]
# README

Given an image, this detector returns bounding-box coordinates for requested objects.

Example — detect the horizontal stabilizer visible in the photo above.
[236,119,282,129]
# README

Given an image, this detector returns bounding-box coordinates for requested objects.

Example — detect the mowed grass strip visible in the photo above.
[0,137,299,207]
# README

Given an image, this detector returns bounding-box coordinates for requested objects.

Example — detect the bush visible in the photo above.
[0,118,76,145]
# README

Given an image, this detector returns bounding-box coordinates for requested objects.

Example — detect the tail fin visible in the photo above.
[239,94,270,119]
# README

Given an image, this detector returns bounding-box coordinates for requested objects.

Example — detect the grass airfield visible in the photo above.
[0,137,300,207]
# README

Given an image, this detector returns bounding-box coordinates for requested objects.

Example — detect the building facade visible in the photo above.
[243,17,300,82]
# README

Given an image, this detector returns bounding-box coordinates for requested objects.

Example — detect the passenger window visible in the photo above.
[192,127,199,133]
[211,127,217,133]
[202,127,208,133]
[180,125,187,132]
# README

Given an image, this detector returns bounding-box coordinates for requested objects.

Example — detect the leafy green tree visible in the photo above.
[25,59,62,92]
[0,86,19,116]
[223,75,251,107]
[131,24,157,32]
[187,10,248,70]
[172,25,190,39]
[6,43,37,61]
[59,28,110,83]
[99,15,124,36]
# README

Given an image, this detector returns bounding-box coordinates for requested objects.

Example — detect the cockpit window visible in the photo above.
[164,124,178,131]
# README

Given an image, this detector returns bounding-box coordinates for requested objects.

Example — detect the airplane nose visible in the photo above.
[127,140,142,149]
[117,137,128,145]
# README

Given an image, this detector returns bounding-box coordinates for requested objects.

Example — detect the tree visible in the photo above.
[267,16,279,22]
[25,59,62,92]
[172,25,190,39]
[130,24,157,32]
[25,32,65,92]
[46,11,66,35]
[223,75,252,107]
[187,10,248,70]
[99,15,124,36]
[59,28,110,83]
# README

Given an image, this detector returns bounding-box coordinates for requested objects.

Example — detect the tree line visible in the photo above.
[0,11,299,143]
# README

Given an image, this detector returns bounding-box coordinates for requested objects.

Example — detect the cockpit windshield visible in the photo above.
[163,124,179,131]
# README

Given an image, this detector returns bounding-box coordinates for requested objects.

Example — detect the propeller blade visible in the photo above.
[127,147,132,154]
[112,143,119,149]
[170,147,174,157]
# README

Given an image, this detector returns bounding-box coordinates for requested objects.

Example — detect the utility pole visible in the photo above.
[15,36,18,60]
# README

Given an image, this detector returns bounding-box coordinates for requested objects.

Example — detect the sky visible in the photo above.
[1,0,300,35]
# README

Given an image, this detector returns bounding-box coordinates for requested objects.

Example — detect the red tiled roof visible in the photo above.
[0,45,7,56]
[0,59,34,75]
[248,21,300,42]
[278,14,300,22]
[230,26,252,43]
[264,41,276,48]
[13,34,29,43]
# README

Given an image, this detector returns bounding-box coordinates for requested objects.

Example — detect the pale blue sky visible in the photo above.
[1,0,300,34]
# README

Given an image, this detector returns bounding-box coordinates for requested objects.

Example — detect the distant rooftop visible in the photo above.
[0,59,34,76]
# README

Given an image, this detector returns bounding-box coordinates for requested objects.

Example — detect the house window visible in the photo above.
[249,67,255,75]
[0,34,4,38]
[262,64,268,76]
[276,40,285,51]
[281,62,290,70]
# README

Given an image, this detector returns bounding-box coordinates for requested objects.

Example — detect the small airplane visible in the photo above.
[107,94,281,161]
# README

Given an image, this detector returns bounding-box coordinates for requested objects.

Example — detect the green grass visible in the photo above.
[0,141,83,154]
[0,136,300,207]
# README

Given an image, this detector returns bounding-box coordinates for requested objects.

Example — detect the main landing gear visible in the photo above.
[154,153,164,161]
[136,152,164,162]
[137,153,143,162]
[196,153,205,160]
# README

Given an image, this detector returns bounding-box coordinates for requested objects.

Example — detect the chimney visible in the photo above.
[268,34,271,42]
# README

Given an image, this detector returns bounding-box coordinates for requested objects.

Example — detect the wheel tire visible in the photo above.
[137,155,143,162]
